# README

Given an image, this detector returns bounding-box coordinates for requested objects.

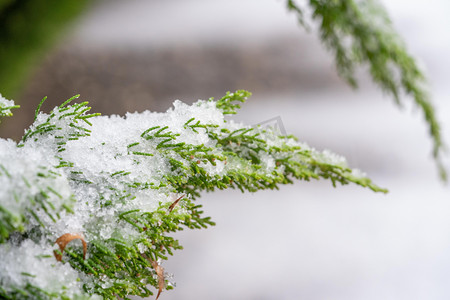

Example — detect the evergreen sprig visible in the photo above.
[286,0,445,178]
[0,94,19,121]
[0,91,384,299]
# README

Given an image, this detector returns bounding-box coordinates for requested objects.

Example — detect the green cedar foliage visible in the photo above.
[287,0,445,178]
[0,91,385,299]
[0,96,19,120]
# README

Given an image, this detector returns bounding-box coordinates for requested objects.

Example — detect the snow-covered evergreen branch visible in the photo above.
[0,91,385,299]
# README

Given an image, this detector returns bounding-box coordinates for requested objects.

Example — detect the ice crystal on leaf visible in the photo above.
[0,91,385,299]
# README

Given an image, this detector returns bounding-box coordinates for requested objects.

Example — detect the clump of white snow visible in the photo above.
[0,240,89,298]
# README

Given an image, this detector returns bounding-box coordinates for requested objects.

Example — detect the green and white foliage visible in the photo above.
[0,91,385,299]
[287,0,445,178]
[0,94,19,121]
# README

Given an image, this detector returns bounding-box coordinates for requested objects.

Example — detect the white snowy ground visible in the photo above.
[71,0,450,299]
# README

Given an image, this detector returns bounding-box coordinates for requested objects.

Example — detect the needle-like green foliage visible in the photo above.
[0,91,385,299]
[286,0,445,179]
[0,94,19,121]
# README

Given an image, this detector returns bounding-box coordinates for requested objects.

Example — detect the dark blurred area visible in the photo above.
[0,0,90,98]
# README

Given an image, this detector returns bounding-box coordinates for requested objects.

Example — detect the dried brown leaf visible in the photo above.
[54,233,87,262]
[168,195,184,212]
[143,254,165,300]
[151,259,164,300]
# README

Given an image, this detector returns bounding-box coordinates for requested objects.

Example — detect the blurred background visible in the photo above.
[1,0,450,299]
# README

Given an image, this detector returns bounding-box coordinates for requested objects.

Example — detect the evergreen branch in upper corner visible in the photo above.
[0,91,385,299]
[286,0,446,179]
